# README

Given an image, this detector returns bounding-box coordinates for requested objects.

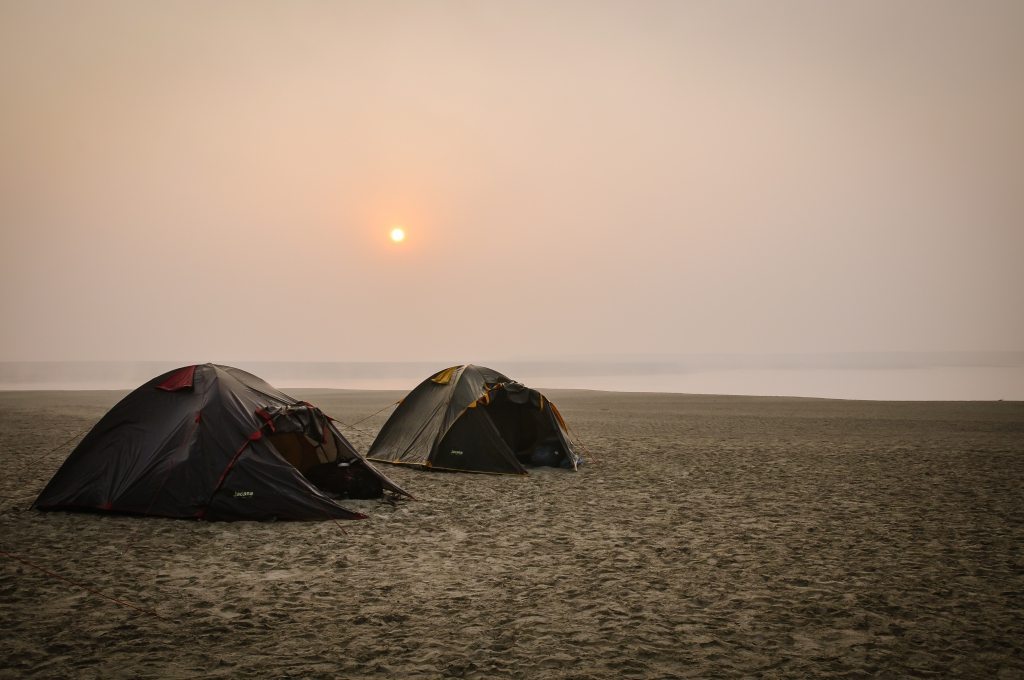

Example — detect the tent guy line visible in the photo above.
[329,400,402,438]
[0,426,90,510]
[0,550,170,622]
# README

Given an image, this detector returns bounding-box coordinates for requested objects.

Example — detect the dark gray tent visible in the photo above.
[367,365,579,474]
[34,364,409,521]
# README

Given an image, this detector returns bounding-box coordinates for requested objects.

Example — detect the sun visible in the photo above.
[390,227,406,243]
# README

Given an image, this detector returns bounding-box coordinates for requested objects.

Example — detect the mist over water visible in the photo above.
[2,353,1021,400]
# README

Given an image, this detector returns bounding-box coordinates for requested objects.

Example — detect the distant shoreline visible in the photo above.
[0,355,1022,401]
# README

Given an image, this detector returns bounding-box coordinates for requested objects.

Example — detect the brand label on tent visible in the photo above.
[450,450,464,456]
[233,491,254,497]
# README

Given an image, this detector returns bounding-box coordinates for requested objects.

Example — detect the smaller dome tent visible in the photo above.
[367,365,580,474]
[34,364,409,521]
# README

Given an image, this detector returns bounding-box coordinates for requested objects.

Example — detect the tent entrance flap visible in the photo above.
[267,431,382,499]
[267,432,333,473]
[484,392,569,467]
[485,397,543,452]
[435,406,526,474]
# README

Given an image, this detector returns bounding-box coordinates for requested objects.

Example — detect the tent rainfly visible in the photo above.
[34,364,409,521]
[367,364,580,475]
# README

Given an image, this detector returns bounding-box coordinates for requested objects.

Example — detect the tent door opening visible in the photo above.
[483,394,567,468]
[267,432,382,499]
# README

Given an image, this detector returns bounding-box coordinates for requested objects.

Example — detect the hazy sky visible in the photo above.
[2,0,1022,362]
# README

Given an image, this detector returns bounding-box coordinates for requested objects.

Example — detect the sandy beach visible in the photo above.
[1,389,1022,678]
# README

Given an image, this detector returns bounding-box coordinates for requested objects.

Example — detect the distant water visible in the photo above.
[1,354,1022,401]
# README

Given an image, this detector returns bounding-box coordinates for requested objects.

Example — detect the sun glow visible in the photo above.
[390,227,406,243]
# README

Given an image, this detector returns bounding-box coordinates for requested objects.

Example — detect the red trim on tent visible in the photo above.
[255,408,276,432]
[156,365,196,392]
[200,410,280,518]
[199,434,258,520]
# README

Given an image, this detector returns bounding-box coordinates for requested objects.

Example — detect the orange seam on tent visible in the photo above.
[550,402,568,429]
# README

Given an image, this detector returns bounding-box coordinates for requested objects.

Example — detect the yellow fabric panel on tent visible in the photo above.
[467,390,491,409]
[430,366,461,385]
